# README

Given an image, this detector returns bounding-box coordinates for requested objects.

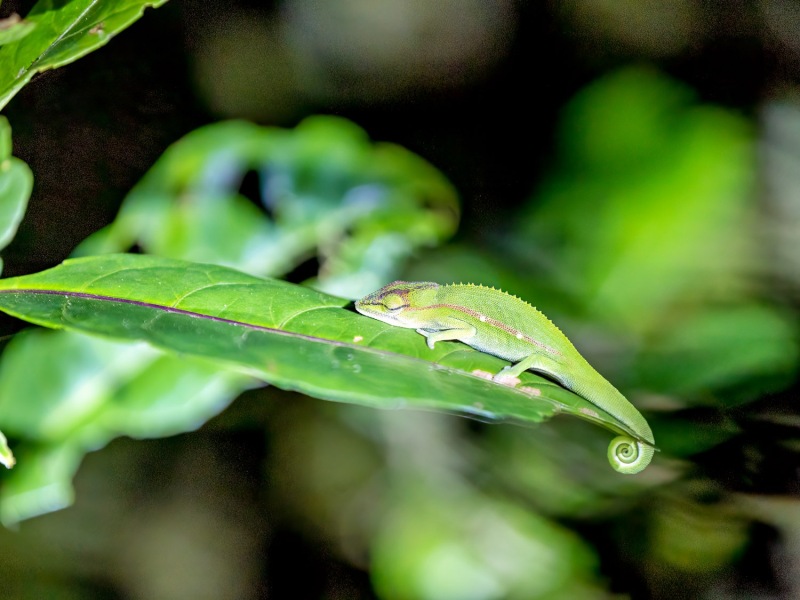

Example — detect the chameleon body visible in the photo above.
[355,281,655,474]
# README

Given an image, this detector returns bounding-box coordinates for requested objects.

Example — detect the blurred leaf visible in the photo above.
[0,0,170,111]
[0,331,254,441]
[371,482,604,600]
[265,400,383,540]
[0,115,33,266]
[0,443,83,524]
[74,116,459,298]
[483,419,668,521]
[0,115,33,469]
[651,493,748,574]
[649,414,738,458]
[0,13,36,45]
[520,67,754,331]
[0,330,252,523]
[635,305,799,403]
[0,430,13,468]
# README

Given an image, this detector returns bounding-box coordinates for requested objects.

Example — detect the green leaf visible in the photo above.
[0,0,170,111]
[0,254,640,439]
[0,443,83,524]
[0,330,253,442]
[0,116,33,257]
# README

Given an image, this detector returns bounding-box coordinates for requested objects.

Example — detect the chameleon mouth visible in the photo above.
[355,306,406,327]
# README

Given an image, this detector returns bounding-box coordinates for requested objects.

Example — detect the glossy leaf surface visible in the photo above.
[0,254,638,436]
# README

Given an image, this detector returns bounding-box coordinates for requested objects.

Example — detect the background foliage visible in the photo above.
[1,1,800,599]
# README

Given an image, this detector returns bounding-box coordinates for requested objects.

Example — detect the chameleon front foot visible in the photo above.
[607,435,654,474]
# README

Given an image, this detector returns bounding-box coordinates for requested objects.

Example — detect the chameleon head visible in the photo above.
[355,281,439,328]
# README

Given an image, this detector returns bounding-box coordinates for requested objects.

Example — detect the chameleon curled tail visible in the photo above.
[608,436,654,474]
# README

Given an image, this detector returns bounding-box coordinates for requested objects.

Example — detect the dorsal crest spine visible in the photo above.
[442,282,566,337]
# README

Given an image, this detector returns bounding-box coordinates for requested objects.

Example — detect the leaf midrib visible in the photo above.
[0,287,340,343]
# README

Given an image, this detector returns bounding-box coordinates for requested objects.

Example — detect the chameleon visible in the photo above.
[355,281,655,474]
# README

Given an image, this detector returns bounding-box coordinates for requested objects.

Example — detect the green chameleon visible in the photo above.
[355,281,655,474]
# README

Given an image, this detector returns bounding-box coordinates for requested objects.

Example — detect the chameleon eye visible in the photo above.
[382,294,407,311]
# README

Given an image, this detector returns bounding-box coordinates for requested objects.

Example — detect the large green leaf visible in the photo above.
[0,254,641,438]
[0,0,169,111]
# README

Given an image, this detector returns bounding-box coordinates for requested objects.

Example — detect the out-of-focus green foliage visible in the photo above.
[0,116,32,468]
[371,482,605,600]
[635,305,797,402]
[75,116,458,297]
[0,13,37,46]
[0,117,460,524]
[515,68,797,412]
[0,116,32,275]
[0,429,12,469]
[649,489,749,574]
[519,68,754,331]
[266,405,615,600]
[0,0,170,111]
[0,330,250,522]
